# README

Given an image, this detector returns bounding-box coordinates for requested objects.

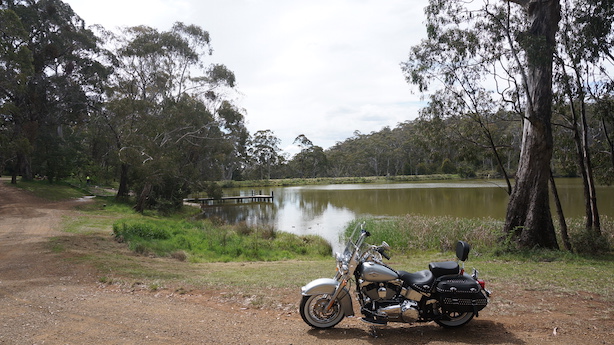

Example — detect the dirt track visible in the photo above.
[0,181,612,344]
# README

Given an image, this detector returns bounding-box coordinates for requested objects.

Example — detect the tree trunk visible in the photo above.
[20,153,33,181]
[11,155,20,184]
[504,0,560,249]
[579,101,601,234]
[134,182,152,213]
[485,129,513,195]
[603,117,614,170]
[116,163,130,199]
[550,171,571,251]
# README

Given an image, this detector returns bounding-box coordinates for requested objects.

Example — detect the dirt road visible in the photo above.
[0,182,611,344]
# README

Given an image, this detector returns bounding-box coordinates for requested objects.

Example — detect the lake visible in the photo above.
[201,178,614,250]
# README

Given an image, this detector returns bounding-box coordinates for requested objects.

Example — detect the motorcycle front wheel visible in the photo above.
[299,294,345,329]
[434,310,475,328]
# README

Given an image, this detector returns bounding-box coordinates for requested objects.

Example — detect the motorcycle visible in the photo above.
[300,222,490,329]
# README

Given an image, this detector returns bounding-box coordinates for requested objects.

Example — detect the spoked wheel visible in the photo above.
[299,294,345,329]
[434,310,475,328]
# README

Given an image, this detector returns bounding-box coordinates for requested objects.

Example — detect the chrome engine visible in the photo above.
[376,300,420,322]
[359,280,420,322]
[360,280,400,301]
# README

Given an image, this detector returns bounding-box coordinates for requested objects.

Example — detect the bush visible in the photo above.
[112,218,332,262]
[440,158,456,174]
[570,229,610,254]
[113,220,171,241]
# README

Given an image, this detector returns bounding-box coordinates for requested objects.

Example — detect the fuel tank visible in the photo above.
[358,262,398,282]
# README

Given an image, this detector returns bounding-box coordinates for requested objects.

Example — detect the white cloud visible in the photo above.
[65,0,429,154]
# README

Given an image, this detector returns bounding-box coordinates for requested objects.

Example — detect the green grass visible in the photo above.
[9,179,86,201]
[220,174,462,188]
[349,215,614,255]
[112,218,332,262]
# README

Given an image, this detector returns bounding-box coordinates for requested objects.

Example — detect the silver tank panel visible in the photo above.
[359,262,398,282]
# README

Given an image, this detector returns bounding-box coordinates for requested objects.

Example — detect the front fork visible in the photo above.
[326,278,348,311]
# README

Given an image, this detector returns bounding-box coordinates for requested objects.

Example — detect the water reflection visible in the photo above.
[199,179,613,251]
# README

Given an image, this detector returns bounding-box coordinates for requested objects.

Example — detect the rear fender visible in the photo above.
[301,278,354,316]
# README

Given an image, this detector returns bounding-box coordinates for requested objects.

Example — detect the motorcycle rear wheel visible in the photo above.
[299,294,345,329]
[434,310,475,328]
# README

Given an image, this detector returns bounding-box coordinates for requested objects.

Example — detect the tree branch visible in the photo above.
[506,0,530,6]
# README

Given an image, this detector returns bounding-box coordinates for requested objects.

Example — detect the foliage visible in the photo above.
[0,0,110,182]
[347,216,502,254]
[93,22,247,212]
[400,0,614,251]
[289,134,327,178]
[247,130,283,180]
[112,218,332,262]
[348,215,613,255]
[8,179,85,201]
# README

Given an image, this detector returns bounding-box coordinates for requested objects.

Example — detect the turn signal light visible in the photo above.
[477,279,486,289]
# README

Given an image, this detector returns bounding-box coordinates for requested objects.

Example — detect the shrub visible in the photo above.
[113,218,331,262]
[113,220,171,241]
[570,229,610,254]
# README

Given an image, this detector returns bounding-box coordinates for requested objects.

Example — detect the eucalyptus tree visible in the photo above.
[249,129,282,180]
[403,0,561,249]
[0,0,109,183]
[552,0,614,237]
[292,134,327,178]
[0,7,32,182]
[402,1,521,189]
[100,22,242,211]
[326,133,363,177]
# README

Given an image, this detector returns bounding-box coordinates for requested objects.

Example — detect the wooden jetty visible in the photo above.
[184,191,274,205]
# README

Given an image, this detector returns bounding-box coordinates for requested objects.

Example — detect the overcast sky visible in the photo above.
[64,0,429,155]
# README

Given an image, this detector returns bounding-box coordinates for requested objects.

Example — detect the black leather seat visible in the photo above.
[398,269,434,293]
[428,261,460,277]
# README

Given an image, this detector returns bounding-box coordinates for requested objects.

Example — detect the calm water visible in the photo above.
[201,179,614,250]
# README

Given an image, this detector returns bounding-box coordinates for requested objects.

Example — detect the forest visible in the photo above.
[1,0,613,249]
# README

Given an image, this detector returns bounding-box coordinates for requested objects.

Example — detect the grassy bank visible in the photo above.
[9,179,86,200]
[220,174,462,188]
[112,218,331,262]
[350,215,614,255]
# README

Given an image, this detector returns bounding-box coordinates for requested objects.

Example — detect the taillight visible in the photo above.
[477,279,486,289]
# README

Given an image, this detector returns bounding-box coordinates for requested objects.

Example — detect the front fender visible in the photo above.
[301,278,354,316]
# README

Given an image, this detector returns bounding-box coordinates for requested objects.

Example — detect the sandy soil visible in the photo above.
[0,181,612,344]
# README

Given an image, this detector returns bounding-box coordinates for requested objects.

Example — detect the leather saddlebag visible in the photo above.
[436,275,488,312]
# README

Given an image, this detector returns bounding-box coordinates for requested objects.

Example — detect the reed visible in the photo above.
[348,215,613,255]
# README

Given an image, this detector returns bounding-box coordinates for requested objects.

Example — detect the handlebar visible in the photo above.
[377,247,391,260]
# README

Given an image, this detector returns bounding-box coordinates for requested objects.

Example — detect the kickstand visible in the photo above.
[368,325,379,338]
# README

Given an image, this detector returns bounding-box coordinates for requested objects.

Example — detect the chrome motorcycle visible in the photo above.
[300,222,490,329]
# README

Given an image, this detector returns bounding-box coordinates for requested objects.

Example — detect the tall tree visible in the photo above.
[0,0,108,183]
[553,0,614,238]
[249,130,282,180]
[99,22,240,211]
[291,134,327,178]
[0,7,33,182]
[403,0,561,248]
[500,0,560,248]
